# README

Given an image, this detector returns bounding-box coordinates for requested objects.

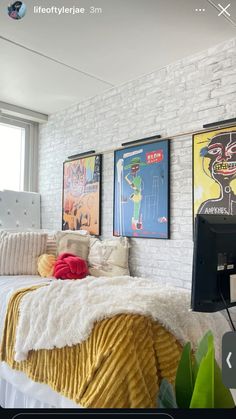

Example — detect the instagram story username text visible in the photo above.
[33,6,103,15]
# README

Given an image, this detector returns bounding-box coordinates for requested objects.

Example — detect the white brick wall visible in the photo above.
[38,37,236,290]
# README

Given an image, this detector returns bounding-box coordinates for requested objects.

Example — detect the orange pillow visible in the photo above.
[38,254,56,277]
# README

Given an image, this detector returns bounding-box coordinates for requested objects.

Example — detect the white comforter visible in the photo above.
[12,275,230,363]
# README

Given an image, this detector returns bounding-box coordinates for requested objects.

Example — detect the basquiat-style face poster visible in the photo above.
[113,140,170,239]
[62,155,101,235]
[193,127,236,220]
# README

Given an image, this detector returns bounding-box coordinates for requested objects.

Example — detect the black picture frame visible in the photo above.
[62,154,102,236]
[113,139,170,239]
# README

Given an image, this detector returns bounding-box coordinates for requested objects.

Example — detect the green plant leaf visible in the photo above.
[175,342,194,408]
[158,378,178,408]
[195,331,213,366]
[190,335,214,408]
[193,331,213,382]
[214,360,235,408]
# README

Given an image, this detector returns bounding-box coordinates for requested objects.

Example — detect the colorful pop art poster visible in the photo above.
[62,155,102,235]
[193,127,236,220]
[113,140,170,239]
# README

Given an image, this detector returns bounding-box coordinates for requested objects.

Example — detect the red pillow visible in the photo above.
[54,253,88,280]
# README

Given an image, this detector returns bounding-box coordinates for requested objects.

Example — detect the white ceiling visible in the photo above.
[0,0,235,115]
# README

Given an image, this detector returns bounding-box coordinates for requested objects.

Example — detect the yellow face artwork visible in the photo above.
[193,126,236,217]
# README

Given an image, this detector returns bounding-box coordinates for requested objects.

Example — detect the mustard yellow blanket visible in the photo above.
[0,286,182,408]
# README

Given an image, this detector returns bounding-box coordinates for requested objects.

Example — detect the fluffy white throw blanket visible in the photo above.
[14,276,230,362]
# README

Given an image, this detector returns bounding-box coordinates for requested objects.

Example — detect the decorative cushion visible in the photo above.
[0,231,48,275]
[0,228,58,256]
[45,233,57,256]
[53,252,88,280]
[88,237,130,277]
[38,254,56,277]
[56,231,90,260]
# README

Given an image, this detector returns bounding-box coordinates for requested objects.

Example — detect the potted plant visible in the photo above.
[158,331,235,408]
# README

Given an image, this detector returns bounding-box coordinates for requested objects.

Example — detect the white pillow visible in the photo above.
[47,230,89,256]
[41,230,57,256]
[56,231,90,260]
[88,237,130,277]
[0,231,48,275]
[0,228,58,257]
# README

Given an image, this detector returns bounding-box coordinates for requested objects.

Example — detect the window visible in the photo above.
[0,122,25,191]
[0,116,38,192]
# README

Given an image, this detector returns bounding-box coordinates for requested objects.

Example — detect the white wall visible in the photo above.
[38,37,236,289]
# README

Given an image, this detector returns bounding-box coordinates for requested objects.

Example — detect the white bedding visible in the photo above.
[0,362,79,408]
[0,275,52,339]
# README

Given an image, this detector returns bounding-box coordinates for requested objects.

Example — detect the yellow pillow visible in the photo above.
[38,254,56,277]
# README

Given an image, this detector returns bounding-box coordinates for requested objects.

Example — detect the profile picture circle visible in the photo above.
[8,1,26,20]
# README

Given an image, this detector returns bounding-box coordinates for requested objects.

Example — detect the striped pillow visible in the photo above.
[46,234,57,256]
[0,231,47,275]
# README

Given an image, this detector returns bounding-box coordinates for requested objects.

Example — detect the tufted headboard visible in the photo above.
[0,190,41,230]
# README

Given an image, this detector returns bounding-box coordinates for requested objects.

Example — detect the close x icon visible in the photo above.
[218,3,231,17]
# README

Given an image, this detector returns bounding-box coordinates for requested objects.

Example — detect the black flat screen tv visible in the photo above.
[191,214,236,313]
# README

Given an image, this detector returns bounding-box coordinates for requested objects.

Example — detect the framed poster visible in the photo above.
[113,139,170,239]
[193,126,236,221]
[62,154,102,235]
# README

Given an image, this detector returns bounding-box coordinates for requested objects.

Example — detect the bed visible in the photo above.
[1,274,190,408]
[0,275,80,408]
[0,190,233,408]
[0,190,72,407]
